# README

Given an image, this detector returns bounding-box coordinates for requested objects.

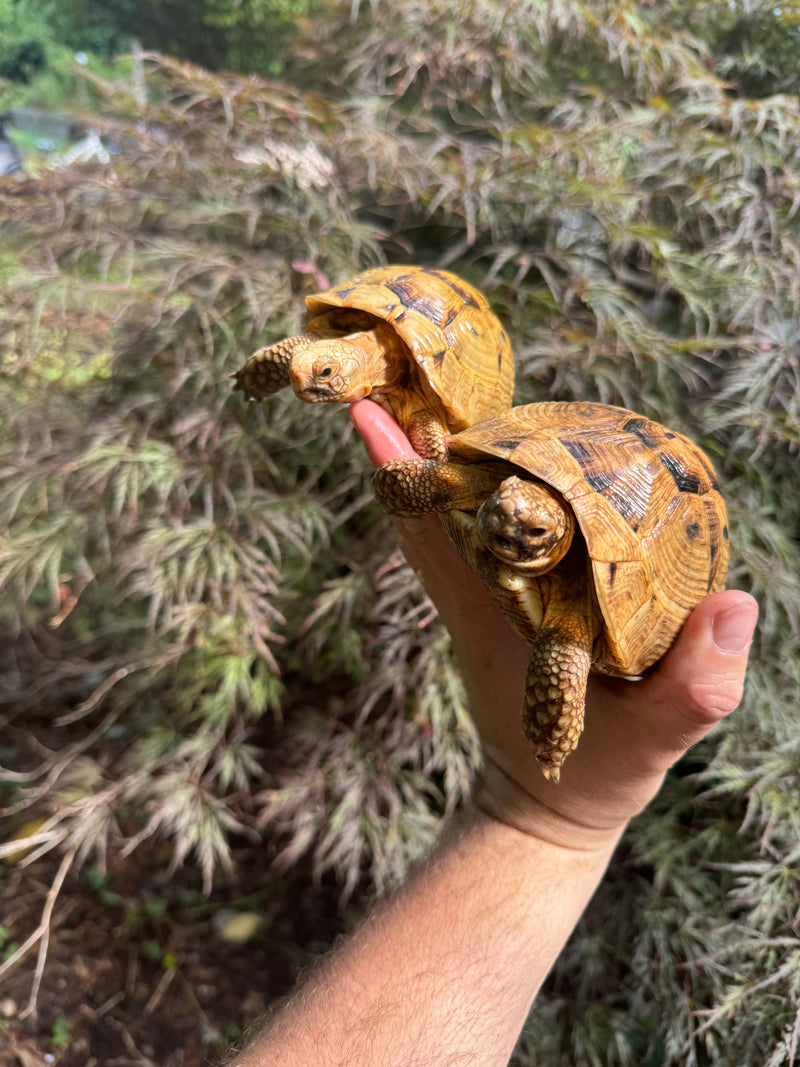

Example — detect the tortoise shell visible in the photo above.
[445,401,729,675]
[303,265,515,431]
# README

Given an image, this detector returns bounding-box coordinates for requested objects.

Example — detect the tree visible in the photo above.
[21,0,316,73]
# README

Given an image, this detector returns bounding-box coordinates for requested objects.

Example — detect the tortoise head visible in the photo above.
[289,337,372,403]
[477,475,575,573]
[289,323,401,404]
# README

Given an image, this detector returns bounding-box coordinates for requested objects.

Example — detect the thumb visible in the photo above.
[654,589,758,726]
[549,589,760,828]
[617,589,758,778]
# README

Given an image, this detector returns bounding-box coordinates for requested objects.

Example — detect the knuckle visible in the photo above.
[685,675,745,719]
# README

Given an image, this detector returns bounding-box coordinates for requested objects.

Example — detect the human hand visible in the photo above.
[350,399,758,849]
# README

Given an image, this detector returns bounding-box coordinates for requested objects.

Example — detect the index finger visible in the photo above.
[348,398,419,465]
[348,398,450,551]
[348,398,510,633]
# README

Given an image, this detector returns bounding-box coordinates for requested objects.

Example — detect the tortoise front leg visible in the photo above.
[232,333,321,400]
[235,310,360,400]
[404,409,448,460]
[373,459,505,517]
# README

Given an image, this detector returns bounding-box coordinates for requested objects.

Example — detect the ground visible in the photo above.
[0,843,355,1066]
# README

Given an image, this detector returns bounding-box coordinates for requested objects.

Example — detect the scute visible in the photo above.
[447,400,729,675]
[303,265,515,430]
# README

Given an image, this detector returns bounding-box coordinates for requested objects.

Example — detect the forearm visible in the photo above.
[230,801,622,1067]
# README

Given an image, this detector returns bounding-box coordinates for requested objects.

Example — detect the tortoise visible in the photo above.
[233,265,515,458]
[372,401,729,781]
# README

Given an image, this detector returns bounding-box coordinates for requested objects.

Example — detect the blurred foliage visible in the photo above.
[0,0,799,1064]
[0,0,317,89]
[670,0,800,97]
[0,0,52,84]
[0,0,130,112]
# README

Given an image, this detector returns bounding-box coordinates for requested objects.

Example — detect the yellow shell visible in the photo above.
[303,265,515,431]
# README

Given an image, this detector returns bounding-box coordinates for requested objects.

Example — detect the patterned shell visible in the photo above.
[447,401,729,675]
[304,265,515,429]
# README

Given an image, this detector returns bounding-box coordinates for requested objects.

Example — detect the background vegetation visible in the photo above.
[0,1,798,1064]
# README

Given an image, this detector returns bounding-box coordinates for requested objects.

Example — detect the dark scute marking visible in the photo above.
[332,285,358,300]
[601,485,643,527]
[704,495,729,591]
[622,416,662,449]
[698,451,721,491]
[429,349,447,369]
[608,561,618,584]
[559,436,595,466]
[560,433,650,526]
[706,564,717,591]
[664,431,676,439]
[445,305,460,327]
[426,269,482,310]
[559,435,645,524]
[686,522,701,539]
[585,470,614,494]
[498,330,508,369]
[491,437,524,451]
[657,449,702,494]
[394,309,406,322]
[386,278,446,324]
[707,546,718,592]
[561,435,616,488]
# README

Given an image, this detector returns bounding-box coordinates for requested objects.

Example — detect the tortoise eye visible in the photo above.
[318,367,333,379]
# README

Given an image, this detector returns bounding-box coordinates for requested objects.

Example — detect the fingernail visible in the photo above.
[712,602,758,654]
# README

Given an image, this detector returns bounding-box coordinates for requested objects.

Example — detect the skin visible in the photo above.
[227,399,757,1067]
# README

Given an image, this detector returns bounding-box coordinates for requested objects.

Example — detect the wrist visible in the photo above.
[471,757,629,856]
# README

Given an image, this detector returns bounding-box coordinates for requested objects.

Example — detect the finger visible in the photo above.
[349,398,418,465]
[647,588,758,764]
[505,588,759,834]
[648,588,757,729]
[349,398,452,553]
[586,589,758,784]
[348,398,507,638]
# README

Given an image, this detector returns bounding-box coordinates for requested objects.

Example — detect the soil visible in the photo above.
[0,842,358,1066]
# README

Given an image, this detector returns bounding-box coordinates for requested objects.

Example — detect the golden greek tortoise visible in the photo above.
[373,401,729,781]
[233,265,515,458]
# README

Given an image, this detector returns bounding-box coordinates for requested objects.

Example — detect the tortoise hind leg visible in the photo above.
[523,624,593,781]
